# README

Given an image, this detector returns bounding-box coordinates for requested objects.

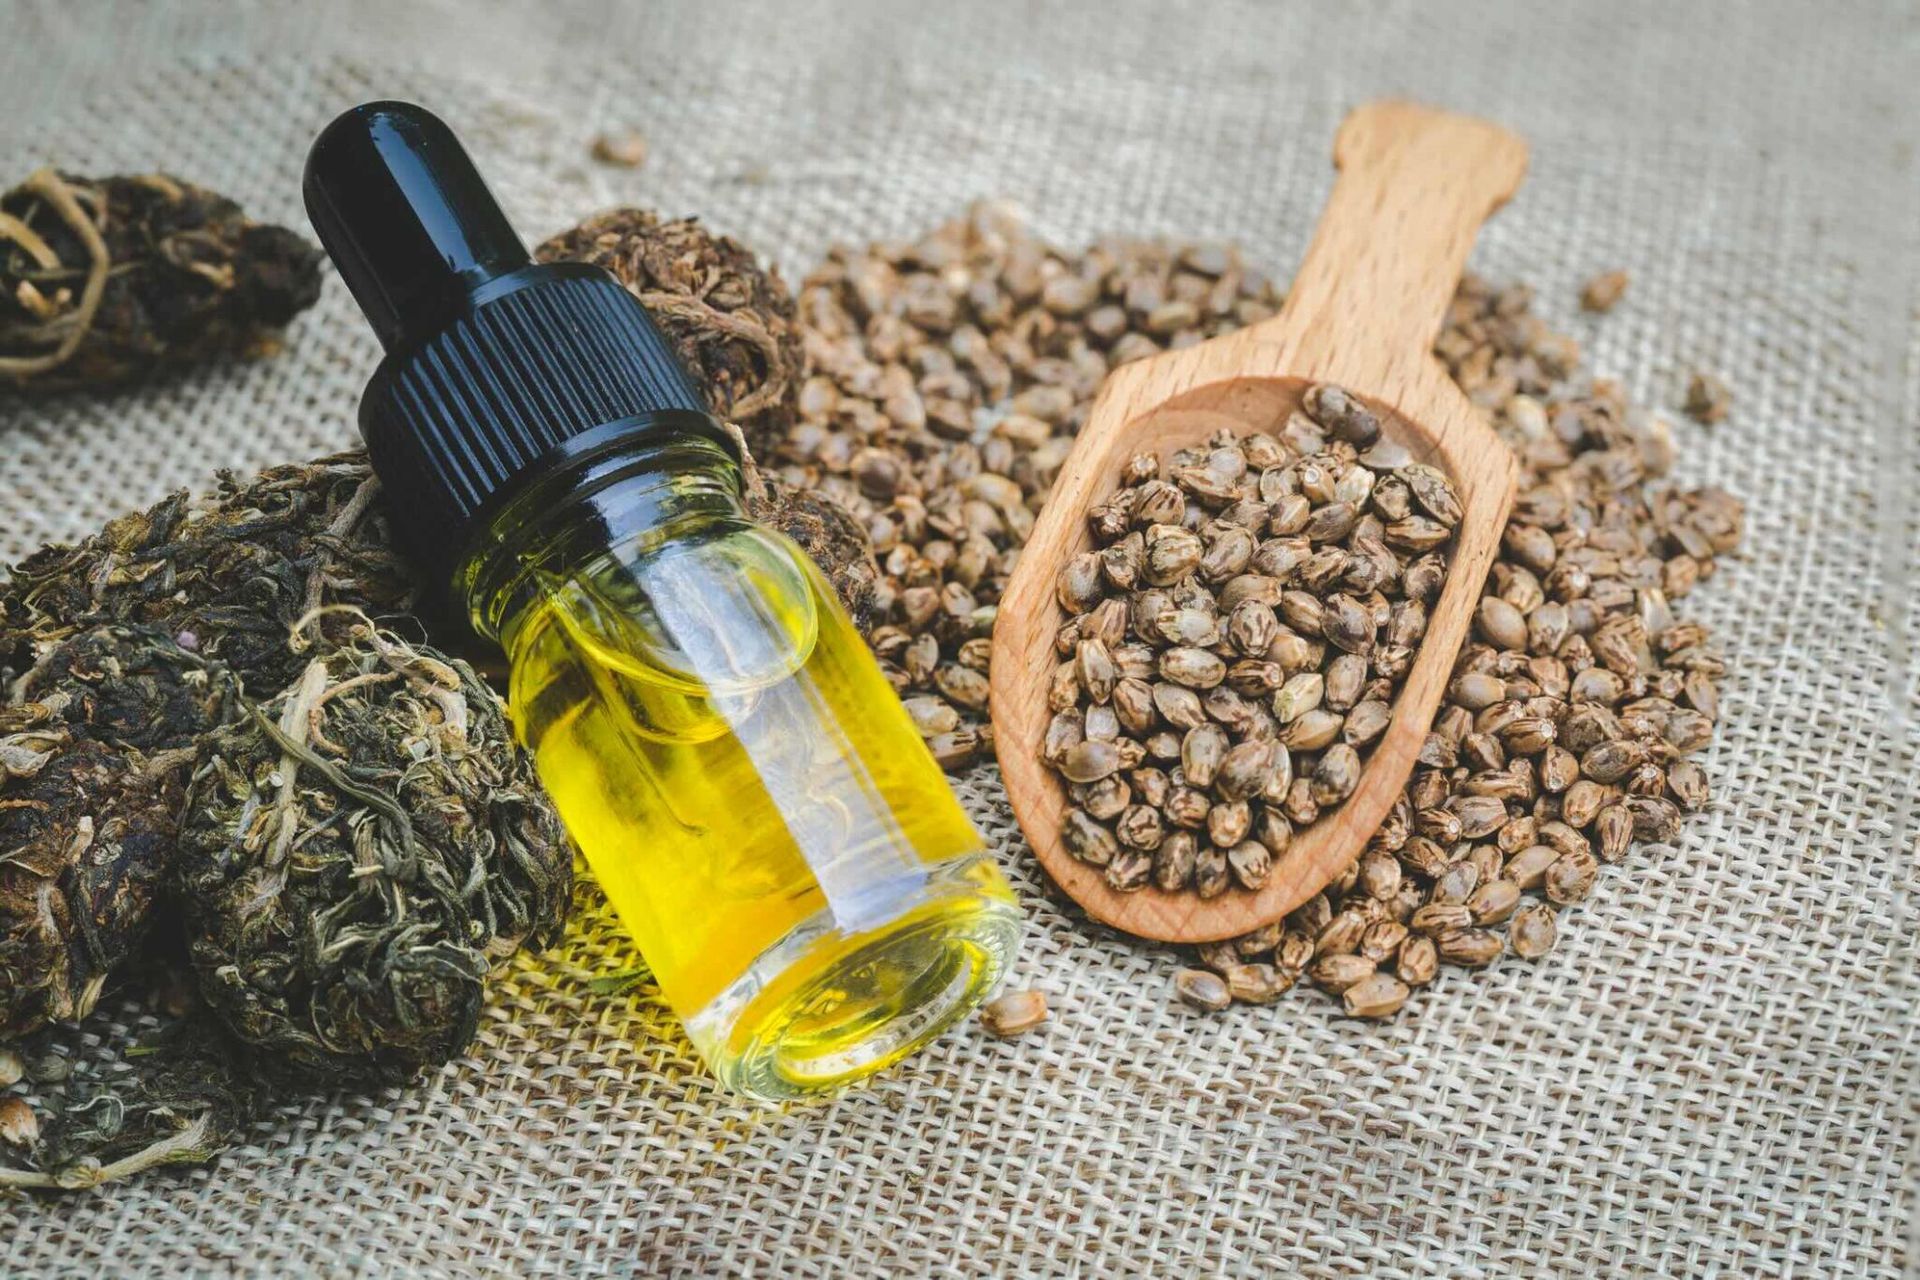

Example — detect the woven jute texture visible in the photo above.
[3,2,1916,1275]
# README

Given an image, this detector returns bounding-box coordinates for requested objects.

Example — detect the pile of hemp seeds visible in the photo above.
[776,203,1741,1019]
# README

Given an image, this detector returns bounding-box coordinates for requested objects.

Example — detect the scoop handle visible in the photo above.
[1248,102,1528,390]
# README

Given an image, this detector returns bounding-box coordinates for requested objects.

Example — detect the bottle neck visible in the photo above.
[456,420,745,644]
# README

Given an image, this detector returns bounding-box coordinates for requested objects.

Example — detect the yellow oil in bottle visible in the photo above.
[500,517,1022,1099]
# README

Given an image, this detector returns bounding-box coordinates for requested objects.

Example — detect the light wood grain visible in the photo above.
[989,101,1527,943]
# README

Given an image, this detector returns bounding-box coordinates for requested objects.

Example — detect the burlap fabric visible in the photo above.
[2,1,1914,1275]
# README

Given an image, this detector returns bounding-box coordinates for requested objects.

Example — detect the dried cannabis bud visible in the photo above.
[536,208,803,461]
[0,617,570,1188]
[748,475,882,632]
[0,1011,279,1192]
[0,171,322,394]
[0,452,415,698]
[0,738,176,1041]
[731,430,881,632]
[0,625,236,1039]
[535,214,873,624]
[174,622,572,1083]
[15,621,238,756]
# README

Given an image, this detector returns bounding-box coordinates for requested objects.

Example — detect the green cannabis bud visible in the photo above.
[174,622,573,1083]
[0,171,323,394]
[536,208,802,463]
[0,452,416,698]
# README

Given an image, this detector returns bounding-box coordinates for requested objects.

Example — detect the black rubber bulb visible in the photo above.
[304,100,531,351]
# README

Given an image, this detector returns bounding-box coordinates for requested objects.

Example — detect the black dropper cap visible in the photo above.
[304,101,731,594]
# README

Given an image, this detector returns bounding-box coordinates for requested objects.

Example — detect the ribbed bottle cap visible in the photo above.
[303,101,733,591]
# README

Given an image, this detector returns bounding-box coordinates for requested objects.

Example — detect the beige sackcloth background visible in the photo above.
[2,1,1916,1275]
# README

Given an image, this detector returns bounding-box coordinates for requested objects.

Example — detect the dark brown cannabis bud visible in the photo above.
[0,452,415,698]
[0,625,236,1040]
[536,208,802,461]
[0,170,323,394]
[174,621,572,1083]
[737,442,880,632]
[0,737,175,1041]
[534,212,875,623]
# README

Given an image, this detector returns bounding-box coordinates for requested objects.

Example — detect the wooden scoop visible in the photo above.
[989,101,1527,944]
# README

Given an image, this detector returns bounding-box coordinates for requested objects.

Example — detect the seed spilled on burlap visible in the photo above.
[768,203,1740,1017]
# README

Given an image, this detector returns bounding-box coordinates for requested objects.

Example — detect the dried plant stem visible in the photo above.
[0,170,110,379]
[0,211,59,269]
[297,476,385,640]
[0,1114,216,1192]
[265,661,330,871]
[635,289,790,420]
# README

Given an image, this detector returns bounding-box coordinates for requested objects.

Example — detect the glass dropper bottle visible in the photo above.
[303,101,1023,1100]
